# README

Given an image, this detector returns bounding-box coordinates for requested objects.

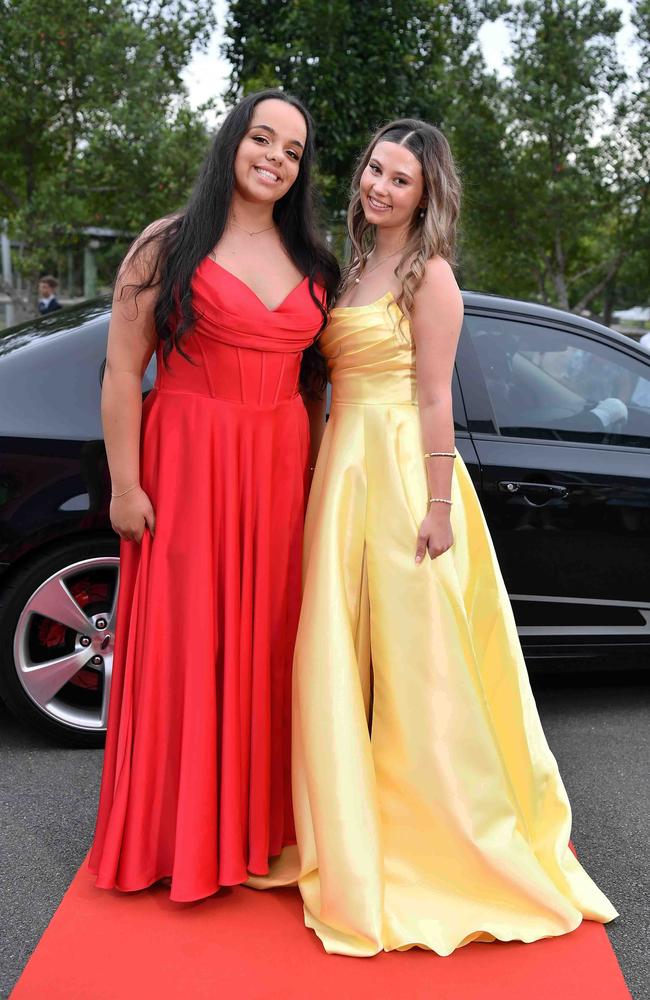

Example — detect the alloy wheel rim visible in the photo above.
[13,557,120,732]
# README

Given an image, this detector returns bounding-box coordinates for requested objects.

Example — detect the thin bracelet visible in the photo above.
[424,451,455,459]
[429,497,453,505]
[111,483,139,498]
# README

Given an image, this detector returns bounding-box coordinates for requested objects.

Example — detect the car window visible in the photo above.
[452,367,467,431]
[466,315,650,448]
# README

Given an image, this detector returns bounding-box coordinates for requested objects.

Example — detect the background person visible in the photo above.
[37,275,62,314]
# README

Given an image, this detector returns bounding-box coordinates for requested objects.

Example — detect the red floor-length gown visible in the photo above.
[88,259,324,902]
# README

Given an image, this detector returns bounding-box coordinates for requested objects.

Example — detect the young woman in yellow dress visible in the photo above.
[289,119,618,956]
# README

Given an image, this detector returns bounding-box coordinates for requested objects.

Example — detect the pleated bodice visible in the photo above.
[322,292,416,405]
[155,258,323,408]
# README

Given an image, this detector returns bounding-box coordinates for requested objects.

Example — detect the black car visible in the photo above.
[1,295,649,746]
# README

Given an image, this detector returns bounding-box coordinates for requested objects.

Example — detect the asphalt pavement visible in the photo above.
[1,663,648,999]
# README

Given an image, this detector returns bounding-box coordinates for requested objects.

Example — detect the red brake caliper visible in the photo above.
[37,578,110,690]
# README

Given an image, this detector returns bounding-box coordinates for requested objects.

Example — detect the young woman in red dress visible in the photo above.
[88,91,339,902]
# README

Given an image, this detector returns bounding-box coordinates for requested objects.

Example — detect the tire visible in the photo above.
[0,536,119,747]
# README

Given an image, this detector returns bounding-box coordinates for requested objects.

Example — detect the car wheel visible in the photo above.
[0,537,119,747]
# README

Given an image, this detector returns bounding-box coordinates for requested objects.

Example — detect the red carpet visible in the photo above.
[12,858,630,1000]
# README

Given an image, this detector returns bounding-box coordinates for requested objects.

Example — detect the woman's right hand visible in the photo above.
[109,487,156,543]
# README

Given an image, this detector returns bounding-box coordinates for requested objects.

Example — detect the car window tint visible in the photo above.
[452,367,467,431]
[466,315,650,448]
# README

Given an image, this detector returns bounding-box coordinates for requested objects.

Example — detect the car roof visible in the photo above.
[461,289,639,348]
[0,291,642,357]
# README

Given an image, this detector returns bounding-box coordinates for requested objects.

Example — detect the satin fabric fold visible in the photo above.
[287,292,617,956]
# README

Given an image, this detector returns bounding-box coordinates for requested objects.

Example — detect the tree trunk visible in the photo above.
[573,251,626,315]
[0,278,36,321]
[551,231,570,310]
[602,282,616,328]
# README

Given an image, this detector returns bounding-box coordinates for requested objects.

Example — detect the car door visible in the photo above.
[457,310,650,657]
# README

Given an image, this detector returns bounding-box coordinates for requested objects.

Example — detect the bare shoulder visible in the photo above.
[412,256,463,332]
[140,214,178,242]
[423,254,457,284]
[417,257,462,310]
[126,215,173,261]
[118,215,175,287]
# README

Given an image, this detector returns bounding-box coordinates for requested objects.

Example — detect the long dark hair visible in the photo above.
[123,89,339,395]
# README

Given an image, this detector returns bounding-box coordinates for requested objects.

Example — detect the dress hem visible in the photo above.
[305,908,620,958]
[87,837,298,903]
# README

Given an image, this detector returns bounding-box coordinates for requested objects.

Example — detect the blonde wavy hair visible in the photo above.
[340,119,461,328]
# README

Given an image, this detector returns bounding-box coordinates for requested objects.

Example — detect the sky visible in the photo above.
[480,0,639,76]
[182,0,641,125]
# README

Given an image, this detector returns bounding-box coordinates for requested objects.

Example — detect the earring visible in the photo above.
[419,209,425,219]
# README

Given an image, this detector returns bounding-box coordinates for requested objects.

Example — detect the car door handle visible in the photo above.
[498,481,569,502]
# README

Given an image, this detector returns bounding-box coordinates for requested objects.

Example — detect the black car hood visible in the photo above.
[0,299,111,359]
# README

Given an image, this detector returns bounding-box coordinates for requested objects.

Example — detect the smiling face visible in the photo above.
[233,98,307,206]
[359,140,425,232]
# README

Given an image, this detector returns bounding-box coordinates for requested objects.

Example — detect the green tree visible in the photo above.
[464,0,650,321]
[224,0,649,321]
[223,0,506,234]
[610,0,650,318]
[0,0,216,310]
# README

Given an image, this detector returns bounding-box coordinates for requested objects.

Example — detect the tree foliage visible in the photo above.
[3,0,648,322]
[223,0,506,229]
[0,0,216,295]
[612,0,650,315]
[470,0,648,320]
[224,0,649,321]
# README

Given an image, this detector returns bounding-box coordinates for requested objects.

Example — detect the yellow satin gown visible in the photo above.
[290,290,617,957]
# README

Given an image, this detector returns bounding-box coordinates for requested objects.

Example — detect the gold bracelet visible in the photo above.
[424,451,455,459]
[429,497,453,505]
[111,484,139,498]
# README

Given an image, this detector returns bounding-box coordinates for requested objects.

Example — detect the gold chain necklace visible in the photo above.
[230,218,276,237]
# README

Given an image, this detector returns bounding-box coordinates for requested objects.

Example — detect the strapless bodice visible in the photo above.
[155,258,324,407]
[321,292,416,405]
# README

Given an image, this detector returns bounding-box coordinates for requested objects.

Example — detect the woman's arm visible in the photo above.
[410,257,464,563]
[102,242,158,542]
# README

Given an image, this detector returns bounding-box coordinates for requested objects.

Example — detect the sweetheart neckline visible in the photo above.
[205,256,308,313]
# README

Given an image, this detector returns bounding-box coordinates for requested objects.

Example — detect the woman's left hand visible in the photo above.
[415,505,454,563]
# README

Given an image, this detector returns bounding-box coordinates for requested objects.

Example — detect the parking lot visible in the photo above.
[0,661,648,999]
